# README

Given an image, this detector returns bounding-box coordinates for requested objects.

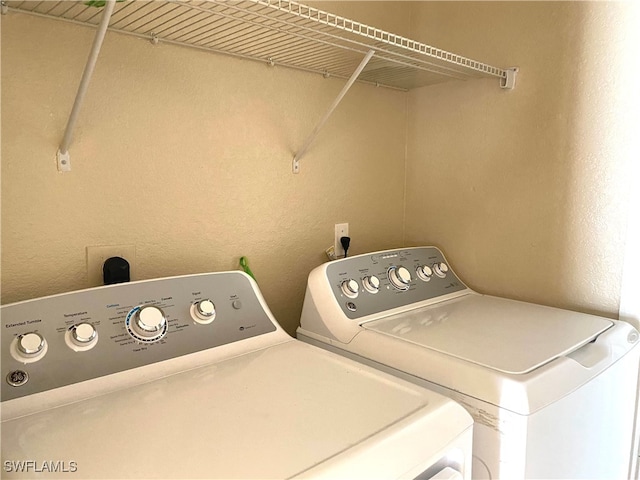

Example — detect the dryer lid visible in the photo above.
[363,294,614,375]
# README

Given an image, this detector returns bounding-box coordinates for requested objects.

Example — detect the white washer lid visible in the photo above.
[1,340,471,479]
[363,294,614,374]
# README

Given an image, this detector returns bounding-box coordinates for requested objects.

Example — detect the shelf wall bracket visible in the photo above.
[500,67,518,90]
[293,49,375,174]
[56,0,116,172]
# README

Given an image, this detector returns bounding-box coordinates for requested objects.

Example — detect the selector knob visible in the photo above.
[65,322,99,351]
[388,266,411,291]
[433,262,449,278]
[17,332,46,357]
[416,265,433,282]
[362,275,380,294]
[192,299,216,324]
[341,279,360,298]
[11,331,48,363]
[71,322,97,345]
[128,305,168,342]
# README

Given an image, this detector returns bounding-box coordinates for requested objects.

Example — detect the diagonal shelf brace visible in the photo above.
[293,49,375,174]
[56,0,116,172]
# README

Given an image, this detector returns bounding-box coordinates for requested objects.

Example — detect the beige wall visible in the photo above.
[2,1,637,335]
[405,1,637,318]
[1,6,409,335]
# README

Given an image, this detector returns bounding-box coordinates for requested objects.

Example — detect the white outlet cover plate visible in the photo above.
[86,245,136,287]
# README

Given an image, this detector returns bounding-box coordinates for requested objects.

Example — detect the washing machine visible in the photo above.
[1,270,473,479]
[297,246,640,480]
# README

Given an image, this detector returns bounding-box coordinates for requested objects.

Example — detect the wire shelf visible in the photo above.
[6,0,510,91]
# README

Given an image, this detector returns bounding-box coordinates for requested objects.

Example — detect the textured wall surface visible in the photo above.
[2,1,637,335]
[1,6,409,334]
[405,1,636,319]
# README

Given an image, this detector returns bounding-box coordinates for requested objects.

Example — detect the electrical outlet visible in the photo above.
[86,245,136,287]
[334,223,349,259]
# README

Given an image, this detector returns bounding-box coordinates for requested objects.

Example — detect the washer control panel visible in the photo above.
[325,247,467,319]
[1,272,276,401]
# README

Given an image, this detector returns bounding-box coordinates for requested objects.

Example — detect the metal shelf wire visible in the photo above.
[6,0,513,91]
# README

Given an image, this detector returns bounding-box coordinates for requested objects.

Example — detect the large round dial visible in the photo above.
[433,262,449,278]
[126,305,168,342]
[340,279,359,298]
[388,266,411,290]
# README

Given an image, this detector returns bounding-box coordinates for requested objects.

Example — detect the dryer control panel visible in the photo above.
[1,271,276,402]
[325,246,468,319]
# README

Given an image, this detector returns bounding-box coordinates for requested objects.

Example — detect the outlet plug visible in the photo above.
[87,245,136,286]
[334,223,349,258]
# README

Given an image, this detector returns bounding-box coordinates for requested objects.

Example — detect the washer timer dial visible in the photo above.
[388,266,411,291]
[126,305,168,343]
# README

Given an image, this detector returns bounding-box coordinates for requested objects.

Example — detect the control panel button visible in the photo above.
[127,306,168,342]
[341,279,360,298]
[191,299,217,324]
[11,332,48,363]
[433,262,449,278]
[388,266,411,291]
[362,275,380,294]
[416,265,433,282]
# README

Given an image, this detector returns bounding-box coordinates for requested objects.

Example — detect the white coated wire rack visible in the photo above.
[5,0,513,91]
[5,0,517,172]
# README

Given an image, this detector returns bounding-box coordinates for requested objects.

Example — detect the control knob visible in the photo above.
[11,332,48,363]
[362,275,380,294]
[17,332,46,357]
[388,266,411,291]
[433,262,449,278]
[341,279,360,299]
[65,322,99,351]
[416,265,433,282]
[127,305,167,342]
[71,322,97,345]
[192,299,216,324]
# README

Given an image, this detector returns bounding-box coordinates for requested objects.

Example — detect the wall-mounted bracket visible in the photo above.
[500,67,518,90]
[1,2,9,15]
[56,0,115,172]
[293,49,375,174]
[56,150,71,172]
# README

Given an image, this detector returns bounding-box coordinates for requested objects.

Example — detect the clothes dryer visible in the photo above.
[297,246,640,479]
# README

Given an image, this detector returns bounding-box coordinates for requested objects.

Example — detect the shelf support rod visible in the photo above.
[293,49,375,174]
[56,0,116,172]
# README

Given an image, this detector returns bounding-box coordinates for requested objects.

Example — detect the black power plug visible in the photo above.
[340,236,351,258]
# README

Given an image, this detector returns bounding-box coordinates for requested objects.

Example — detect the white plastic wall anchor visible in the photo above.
[500,67,518,90]
[267,57,275,67]
[150,33,159,45]
[293,49,375,174]
[56,150,71,172]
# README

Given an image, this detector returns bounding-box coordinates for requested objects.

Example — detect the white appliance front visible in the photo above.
[1,271,473,479]
[297,246,640,480]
